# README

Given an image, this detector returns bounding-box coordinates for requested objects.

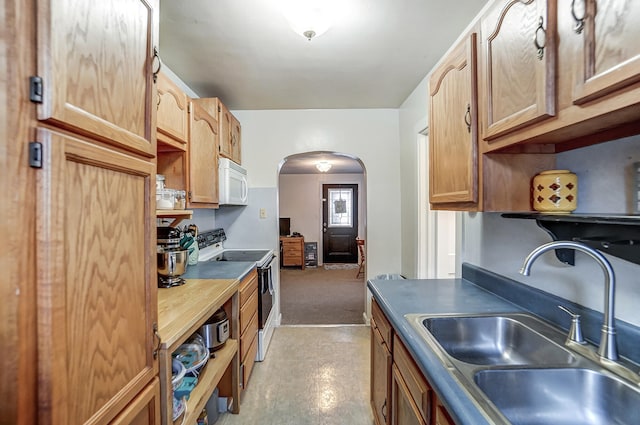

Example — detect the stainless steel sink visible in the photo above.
[474,368,640,425]
[423,315,575,366]
[405,313,640,425]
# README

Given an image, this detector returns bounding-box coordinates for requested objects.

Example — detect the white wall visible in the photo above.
[461,136,640,326]
[279,173,365,263]
[398,75,429,278]
[232,109,402,279]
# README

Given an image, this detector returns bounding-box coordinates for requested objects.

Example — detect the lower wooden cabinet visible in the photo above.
[391,365,427,425]
[371,299,455,425]
[35,129,158,425]
[239,269,259,392]
[111,379,161,425]
[371,318,392,425]
[280,236,305,268]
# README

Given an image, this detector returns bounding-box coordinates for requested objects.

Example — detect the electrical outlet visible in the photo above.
[259,208,267,219]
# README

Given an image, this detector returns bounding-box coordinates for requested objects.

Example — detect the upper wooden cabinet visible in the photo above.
[156,72,188,150]
[480,0,557,142]
[211,98,242,164]
[571,0,640,105]
[230,113,242,164]
[187,99,220,207]
[35,129,158,425]
[429,32,479,209]
[36,0,158,157]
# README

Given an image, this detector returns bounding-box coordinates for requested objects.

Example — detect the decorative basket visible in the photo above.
[532,170,577,213]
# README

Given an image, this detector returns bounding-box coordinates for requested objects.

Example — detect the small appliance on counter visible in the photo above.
[157,226,188,288]
[198,308,230,351]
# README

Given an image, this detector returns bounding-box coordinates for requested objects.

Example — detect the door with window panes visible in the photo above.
[322,184,358,263]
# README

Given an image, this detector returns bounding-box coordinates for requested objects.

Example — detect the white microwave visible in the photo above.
[219,158,248,205]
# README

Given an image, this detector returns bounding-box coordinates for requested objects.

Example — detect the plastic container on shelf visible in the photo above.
[174,190,186,209]
[156,174,166,191]
[157,188,176,210]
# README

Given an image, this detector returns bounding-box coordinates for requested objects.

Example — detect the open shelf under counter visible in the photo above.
[158,278,240,425]
[174,339,238,425]
[156,209,193,227]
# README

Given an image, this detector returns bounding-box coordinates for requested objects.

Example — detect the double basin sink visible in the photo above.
[406,313,640,425]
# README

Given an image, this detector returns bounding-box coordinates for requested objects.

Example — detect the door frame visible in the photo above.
[417,130,460,278]
[321,183,359,264]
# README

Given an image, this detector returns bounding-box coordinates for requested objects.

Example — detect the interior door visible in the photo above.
[322,184,358,263]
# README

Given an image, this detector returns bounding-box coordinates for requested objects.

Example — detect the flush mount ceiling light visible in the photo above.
[316,161,332,172]
[280,0,335,41]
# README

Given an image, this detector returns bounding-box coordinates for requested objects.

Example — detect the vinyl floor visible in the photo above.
[216,326,373,425]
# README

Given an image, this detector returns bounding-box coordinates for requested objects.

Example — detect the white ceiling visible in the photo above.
[159,0,487,110]
[280,152,364,174]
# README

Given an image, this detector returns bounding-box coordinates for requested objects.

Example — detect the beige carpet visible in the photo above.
[280,267,366,325]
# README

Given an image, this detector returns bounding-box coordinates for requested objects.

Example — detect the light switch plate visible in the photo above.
[259,208,267,219]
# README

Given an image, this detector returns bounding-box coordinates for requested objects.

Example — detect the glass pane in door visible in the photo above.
[328,188,353,227]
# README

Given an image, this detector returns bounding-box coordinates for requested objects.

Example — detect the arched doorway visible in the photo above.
[277,151,368,325]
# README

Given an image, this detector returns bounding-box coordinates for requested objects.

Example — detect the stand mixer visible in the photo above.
[157,226,188,288]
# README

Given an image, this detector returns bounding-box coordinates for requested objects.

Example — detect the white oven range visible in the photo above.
[197,228,275,361]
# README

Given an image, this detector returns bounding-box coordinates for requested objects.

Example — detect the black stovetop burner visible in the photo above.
[211,250,271,263]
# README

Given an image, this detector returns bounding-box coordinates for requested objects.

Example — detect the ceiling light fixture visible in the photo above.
[281,0,334,41]
[316,161,332,172]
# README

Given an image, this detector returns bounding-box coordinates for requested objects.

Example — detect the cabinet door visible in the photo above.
[371,321,392,425]
[480,0,557,141]
[571,0,640,104]
[429,32,478,206]
[35,129,157,425]
[187,100,219,206]
[230,113,242,164]
[218,100,233,160]
[391,366,427,425]
[111,379,161,425]
[37,0,158,156]
[157,72,188,148]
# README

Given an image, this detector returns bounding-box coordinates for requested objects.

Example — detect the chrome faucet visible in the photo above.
[520,240,618,361]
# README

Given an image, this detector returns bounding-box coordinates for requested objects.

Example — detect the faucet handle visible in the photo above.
[558,305,587,345]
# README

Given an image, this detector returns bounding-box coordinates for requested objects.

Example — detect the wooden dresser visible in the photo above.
[280,236,305,269]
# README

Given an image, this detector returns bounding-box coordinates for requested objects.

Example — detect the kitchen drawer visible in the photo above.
[240,288,258,335]
[371,299,393,349]
[393,335,432,424]
[239,270,258,307]
[283,246,301,255]
[241,330,258,390]
[240,311,258,361]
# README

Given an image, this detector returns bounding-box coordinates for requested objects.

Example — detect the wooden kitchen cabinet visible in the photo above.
[111,379,161,425]
[476,0,640,153]
[238,269,259,393]
[393,335,432,424]
[24,1,161,424]
[391,366,428,425]
[429,31,479,209]
[36,0,158,157]
[371,299,455,425]
[157,71,189,151]
[187,98,220,207]
[479,0,557,142]
[280,236,305,269]
[157,279,240,425]
[35,129,158,425]
[156,96,220,211]
[208,98,242,164]
[371,300,393,425]
[229,113,242,164]
[571,0,640,105]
